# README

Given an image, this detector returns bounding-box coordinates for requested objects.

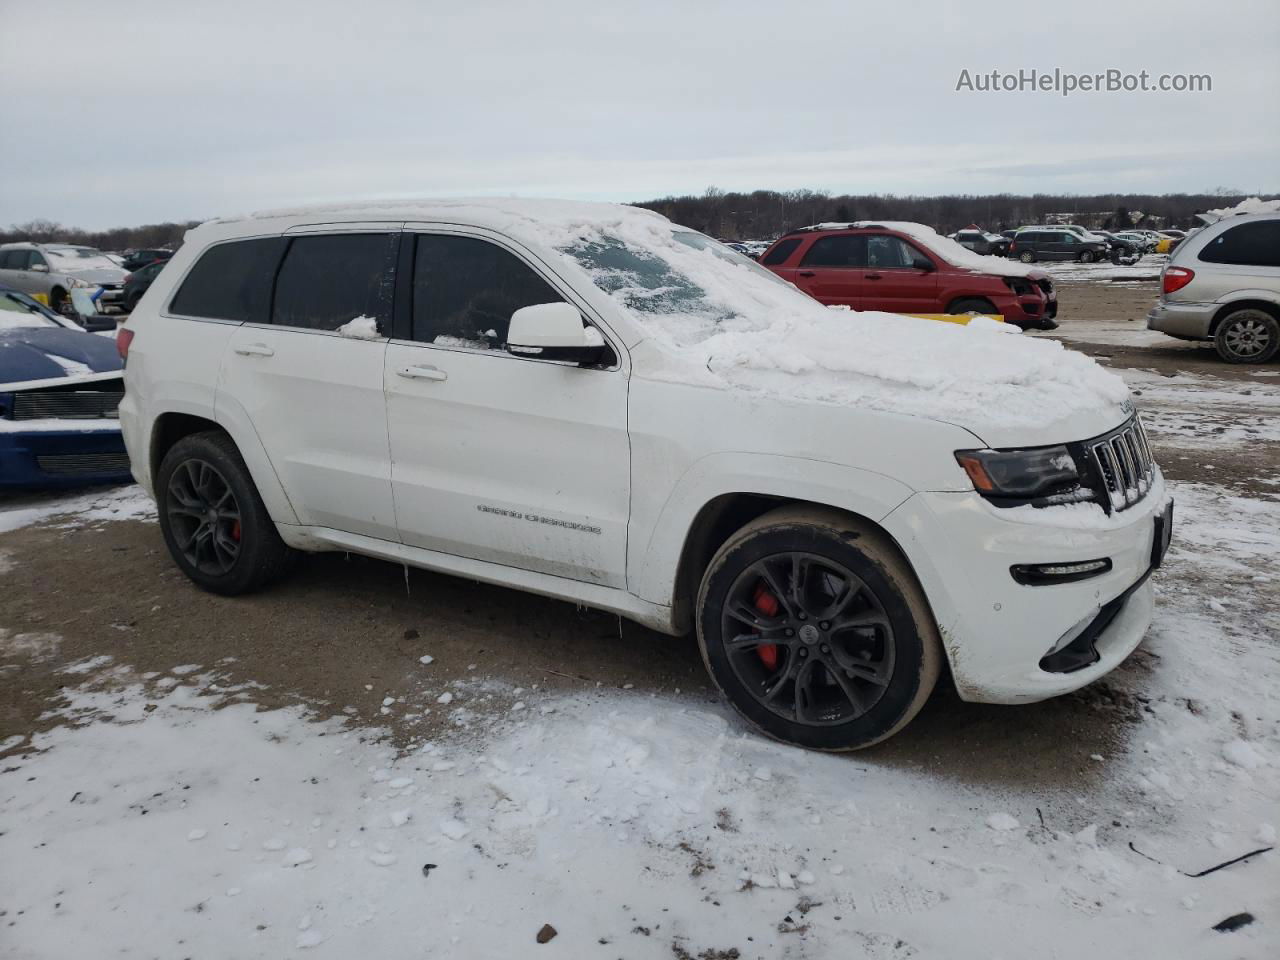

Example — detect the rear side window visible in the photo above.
[800,235,866,267]
[272,233,397,331]
[761,237,802,265]
[411,235,564,349]
[1199,221,1280,268]
[170,238,287,323]
[0,250,22,269]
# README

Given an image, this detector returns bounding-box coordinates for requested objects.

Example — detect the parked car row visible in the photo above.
[0,241,173,328]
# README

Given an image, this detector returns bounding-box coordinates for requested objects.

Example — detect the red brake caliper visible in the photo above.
[231,520,242,542]
[752,581,780,670]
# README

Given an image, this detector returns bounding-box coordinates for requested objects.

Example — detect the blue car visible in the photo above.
[0,285,131,488]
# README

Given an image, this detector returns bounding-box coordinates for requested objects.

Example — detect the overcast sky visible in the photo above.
[1,0,1276,229]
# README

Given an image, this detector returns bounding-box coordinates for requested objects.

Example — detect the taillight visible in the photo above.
[123,273,133,283]
[1009,240,1017,251]
[117,327,135,360]
[1163,266,1195,294]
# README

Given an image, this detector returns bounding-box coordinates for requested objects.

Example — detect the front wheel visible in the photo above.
[157,431,297,595]
[1078,250,1095,263]
[1214,309,1280,364]
[696,507,942,751]
[1018,250,1036,263]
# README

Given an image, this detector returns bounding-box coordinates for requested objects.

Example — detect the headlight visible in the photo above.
[955,446,1079,498]
[69,277,94,288]
[1002,276,1034,296]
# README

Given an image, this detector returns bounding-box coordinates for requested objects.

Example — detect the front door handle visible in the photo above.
[235,343,274,357]
[865,272,883,280]
[797,270,816,278]
[397,364,448,382]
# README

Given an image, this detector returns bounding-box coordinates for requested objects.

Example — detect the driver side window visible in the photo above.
[412,235,565,350]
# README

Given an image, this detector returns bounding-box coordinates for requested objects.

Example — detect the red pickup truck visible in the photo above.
[758,222,1058,330]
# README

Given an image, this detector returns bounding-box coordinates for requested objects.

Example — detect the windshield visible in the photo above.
[45,246,120,271]
[560,229,803,342]
[0,290,60,329]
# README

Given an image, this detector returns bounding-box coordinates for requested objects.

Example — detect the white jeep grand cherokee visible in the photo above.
[118,199,1172,750]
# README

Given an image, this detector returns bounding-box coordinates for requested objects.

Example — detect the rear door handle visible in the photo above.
[397,364,448,382]
[797,270,816,277]
[865,272,883,280]
[235,343,274,357]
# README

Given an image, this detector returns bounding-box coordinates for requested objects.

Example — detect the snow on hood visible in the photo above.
[518,207,1130,440]
[807,221,1041,278]
[0,326,123,385]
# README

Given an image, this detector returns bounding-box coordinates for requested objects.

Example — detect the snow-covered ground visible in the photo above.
[1039,254,1167,284]
[2,378,1277,958]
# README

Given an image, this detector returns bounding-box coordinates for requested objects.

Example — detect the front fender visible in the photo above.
[628,451,915,608]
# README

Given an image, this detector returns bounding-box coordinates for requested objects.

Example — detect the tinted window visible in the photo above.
[170,237,287,323]
[1199,221,1280,268]
[412,235,564,349]
[272,233,397,332]
[761,237,802,265]
[0,250,21,269]
[866,235,920,268]
[800,235,866,267]
[28,251,47,267]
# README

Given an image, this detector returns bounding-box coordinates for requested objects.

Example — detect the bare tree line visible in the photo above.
[0,188,1262,251]
[634,188,1260,240]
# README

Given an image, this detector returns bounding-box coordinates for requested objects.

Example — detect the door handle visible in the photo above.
[397,364,448,382]
[797,270,816,277]
[235,343,274,357]
[865,273,883,280]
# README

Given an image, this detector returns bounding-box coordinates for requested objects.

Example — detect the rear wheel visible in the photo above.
[157,431,296,595]
[1018,250,1035,263]
[1213,308,1280,364]
[696,506,942,751]
[49,287,73,317]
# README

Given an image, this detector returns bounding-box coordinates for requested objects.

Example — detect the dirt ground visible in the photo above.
[2,278,1277,813]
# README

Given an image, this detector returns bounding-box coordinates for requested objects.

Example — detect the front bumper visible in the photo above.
[0,423,130,488]
[882,472,1167,704]
[1147,300,1214,340]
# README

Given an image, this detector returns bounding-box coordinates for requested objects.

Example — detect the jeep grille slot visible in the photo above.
[1088,418,1154,511]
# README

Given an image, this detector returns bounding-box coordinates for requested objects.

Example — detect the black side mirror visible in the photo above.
[912,257,935,272]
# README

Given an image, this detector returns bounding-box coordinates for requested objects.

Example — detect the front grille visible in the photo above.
[10,389,123,420]
[1085,418,1155,512]
[35,452,131,476]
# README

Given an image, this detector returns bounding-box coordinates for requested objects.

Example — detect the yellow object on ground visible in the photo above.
[1156,236,1174,254]
[905,313,1004,325]
[31,292,50,307]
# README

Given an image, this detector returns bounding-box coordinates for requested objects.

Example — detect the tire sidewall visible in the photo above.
[157,434,270,594]
[1214,310,1280,364]
[697,522,929,751]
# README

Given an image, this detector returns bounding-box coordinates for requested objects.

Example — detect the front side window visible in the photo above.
[1199,221,1280,268]
[272,233,397,332]
[28,251,48,268]
[411,235,564,350]
[800,235,866,267]
[865,235,920,268]
[169,237,287,323]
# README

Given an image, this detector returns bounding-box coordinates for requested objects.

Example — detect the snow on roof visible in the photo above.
[803,221,1040,277]
[1199,196,1280,223]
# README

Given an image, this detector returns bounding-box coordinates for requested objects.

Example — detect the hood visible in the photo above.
[0,327,123,384]
[62,266,128,284]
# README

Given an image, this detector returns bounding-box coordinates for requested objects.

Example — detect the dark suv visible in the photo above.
[759,223,1058,329]
[1009,229,1107,264]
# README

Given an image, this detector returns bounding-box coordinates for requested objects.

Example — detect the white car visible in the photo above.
[118,199,1172,750]
[0,242,129,315]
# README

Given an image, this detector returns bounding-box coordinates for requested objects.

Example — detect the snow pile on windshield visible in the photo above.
[808,221,1039,277]
[522,210,1127,433]
[45,247,120,271]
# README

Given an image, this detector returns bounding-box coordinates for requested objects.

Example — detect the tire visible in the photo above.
[1213,308,1280,364]
[947,298,998,317]
[157,431,296,595]
[696,506,942,751]
[1078,251,1095,264]
[49,287,72,316]
[1018,250,1035,263]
